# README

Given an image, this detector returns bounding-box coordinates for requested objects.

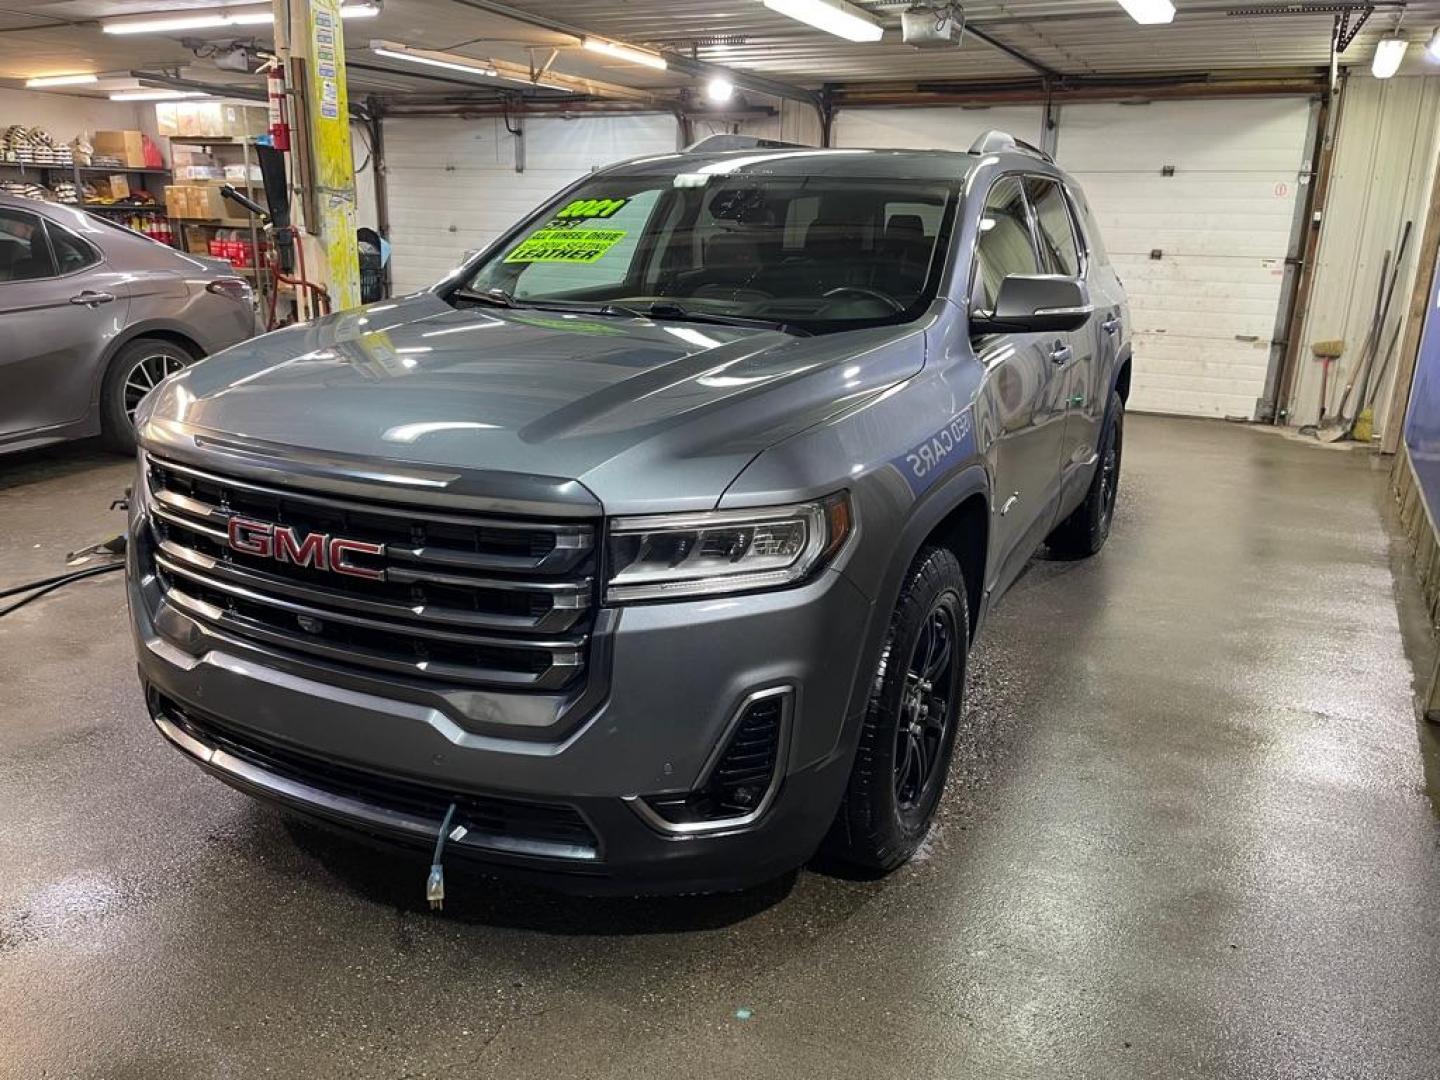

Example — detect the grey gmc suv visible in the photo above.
[126,132,1131,895]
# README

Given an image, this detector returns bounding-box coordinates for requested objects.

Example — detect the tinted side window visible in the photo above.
[45,221,100,275]
[1024,177,1080,277]
[973,176,1039,310]
[0,208,57,282]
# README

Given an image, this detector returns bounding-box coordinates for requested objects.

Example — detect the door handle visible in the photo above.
[1101,317,1120,335]
[69,291,116,307]
[1049,343,1073,366]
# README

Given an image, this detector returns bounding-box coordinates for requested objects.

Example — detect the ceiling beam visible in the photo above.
[442,0,824,111]
[827,70,1329,107]
[964,25,1060,78]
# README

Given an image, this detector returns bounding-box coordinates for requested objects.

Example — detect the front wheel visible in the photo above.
[824,545,969,873]
[1048,389,1124,558]
[100,337,197,454]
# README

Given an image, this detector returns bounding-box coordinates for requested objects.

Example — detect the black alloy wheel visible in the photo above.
[894,602,959,821]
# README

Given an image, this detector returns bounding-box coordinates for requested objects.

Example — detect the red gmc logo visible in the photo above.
[226,516,385,580]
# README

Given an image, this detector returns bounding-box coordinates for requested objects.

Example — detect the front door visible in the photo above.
[970,175,1070,598]
[0,208,129,444]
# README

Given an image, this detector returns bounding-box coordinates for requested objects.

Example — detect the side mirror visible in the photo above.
[971,274,1092,335]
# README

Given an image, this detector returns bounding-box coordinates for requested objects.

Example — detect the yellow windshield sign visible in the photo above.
[504,227,628,264]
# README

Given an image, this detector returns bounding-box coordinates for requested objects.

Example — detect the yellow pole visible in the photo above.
[288,0,360,311]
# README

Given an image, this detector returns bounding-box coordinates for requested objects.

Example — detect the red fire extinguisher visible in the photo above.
[267,60,290,151]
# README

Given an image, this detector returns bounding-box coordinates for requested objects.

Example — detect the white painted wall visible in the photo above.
[1293,75,1440,437]
[0,87,151,147]
[1056,98,1314,419]
[382,113,679,294]
[731,98,824,147]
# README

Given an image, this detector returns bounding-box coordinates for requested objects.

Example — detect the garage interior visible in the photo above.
[5,0,1440,1076]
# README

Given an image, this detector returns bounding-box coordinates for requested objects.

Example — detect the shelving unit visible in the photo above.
[167,136,270,313]
[0,157,176,244]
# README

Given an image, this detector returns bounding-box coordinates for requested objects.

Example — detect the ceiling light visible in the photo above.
[581,37,668,70]
[369,40,499,78]
[761,0,883,43]
[103,2,378,34]
[1114,0,1175,25]
[110,90,211,101]
[1373,36,1408,78]
[705,75,735,104]
[25,73,100,87]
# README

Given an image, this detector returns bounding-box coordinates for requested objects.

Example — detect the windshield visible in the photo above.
[458,172,959,334]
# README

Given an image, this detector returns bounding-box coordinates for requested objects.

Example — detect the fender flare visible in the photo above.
[834,460,992,762]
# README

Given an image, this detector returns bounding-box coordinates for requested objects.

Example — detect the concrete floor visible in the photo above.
[3,415,1439,1079]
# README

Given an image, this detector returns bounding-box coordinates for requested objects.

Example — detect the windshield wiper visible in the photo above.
[452,286,518,308]
[589,300,808,337]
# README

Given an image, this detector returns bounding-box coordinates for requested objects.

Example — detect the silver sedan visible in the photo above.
[0,193,260,455]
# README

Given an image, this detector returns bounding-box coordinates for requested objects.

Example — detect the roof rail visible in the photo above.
[967,129,1053,163]
[684,134,814,153]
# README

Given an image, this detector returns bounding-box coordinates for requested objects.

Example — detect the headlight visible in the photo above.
[605,493,852,603]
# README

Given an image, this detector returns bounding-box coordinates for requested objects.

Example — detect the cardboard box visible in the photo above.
[155,103,178,137]
[89,173,128,201]
[91,130,146,168]
[164,184,191,217]
[176,165,222,182]
[221,104,266,137]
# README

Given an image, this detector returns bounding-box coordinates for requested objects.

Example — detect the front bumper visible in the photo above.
[129,514,875,893]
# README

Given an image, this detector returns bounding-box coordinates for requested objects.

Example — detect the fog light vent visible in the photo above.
[639,688,790,830]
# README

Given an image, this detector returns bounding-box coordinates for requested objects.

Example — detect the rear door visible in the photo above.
[0,208,129,442]
[1024,175,1103,503]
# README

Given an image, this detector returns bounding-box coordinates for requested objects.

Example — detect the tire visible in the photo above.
[1048,389,1124,558]
[824,545,969,873]
[100,337,198,454]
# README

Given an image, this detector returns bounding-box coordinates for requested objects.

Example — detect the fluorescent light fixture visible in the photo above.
[581,37,668,70]
[1114,0,1175,25]
[1373,36,1408,78]
[1428,27,1440,60]
[25,73,99,87]
[369,40,499,78]
[103,2,378,34]
[109,90,210,101]
[761,0,883,43]
[705,75,735,103]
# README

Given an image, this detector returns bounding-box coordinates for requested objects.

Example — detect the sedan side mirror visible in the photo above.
[971,274,1092,335]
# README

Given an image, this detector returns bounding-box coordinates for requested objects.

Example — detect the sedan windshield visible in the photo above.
[459,172,959,334]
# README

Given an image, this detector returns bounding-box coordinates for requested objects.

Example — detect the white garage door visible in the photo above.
[834,105,1045,152]
[1056,98,1314,418]
[384,113,678,294]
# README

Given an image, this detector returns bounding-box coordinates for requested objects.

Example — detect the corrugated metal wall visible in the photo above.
[1293,75,1440,435]
[1056,98,1315,419]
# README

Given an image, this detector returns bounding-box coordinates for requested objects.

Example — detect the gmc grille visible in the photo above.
[142,453,596,691]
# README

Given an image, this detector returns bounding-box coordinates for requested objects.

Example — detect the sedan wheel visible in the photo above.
[122,351,188,424]
[100,337,198,454]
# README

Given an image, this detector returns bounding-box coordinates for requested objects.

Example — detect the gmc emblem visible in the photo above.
[226,516,385,580]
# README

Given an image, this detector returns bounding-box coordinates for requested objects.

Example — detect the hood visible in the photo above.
[140,293,928,514]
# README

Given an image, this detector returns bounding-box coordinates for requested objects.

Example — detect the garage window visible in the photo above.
[0,208,57,283]
[973,176,1040,311]
[1024,177,1081,278]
